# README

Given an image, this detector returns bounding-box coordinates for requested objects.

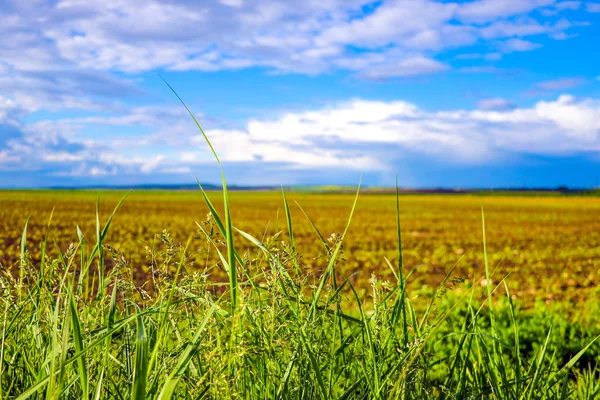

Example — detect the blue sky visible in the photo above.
[1,0,599,188]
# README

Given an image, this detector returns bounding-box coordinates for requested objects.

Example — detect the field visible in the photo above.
[1,190,599,305]
[1,188,600,398]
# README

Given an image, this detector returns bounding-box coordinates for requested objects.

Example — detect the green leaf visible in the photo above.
[157,306,216,400]
[132,308,149,400]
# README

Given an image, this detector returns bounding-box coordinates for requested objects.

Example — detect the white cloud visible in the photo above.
[0,150,20,164]
[498,38,543,52]
[160,166,192,174]
[220,0,244,7]
[549,31,579,39]
[357,56,448,80]
[456,0,555,22]
[481,19,547,38]
[192,130,381,170]
[458,66,511,74]
[477,97,516,110]
[316,0,463,50]
[0,67,143,113]
[42,152,84,162]
[0,96,20,122]
[480,17,573,39]
[556,1,582,9]
[485,52,503,60]
[228,95,600,159]
[541,1,581,15]
[456,52,503,61]
[139,155,165,173]
[2,94,600,177]
[536,77,587,90]
[586,2,600,12]
[0,0,581,91]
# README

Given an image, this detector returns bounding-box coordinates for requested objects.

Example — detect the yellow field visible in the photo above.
[1,190,599,305]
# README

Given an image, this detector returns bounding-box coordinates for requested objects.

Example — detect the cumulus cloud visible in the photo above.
[0,0,585,92]
[2,94,599,181]
[315,0,473,51]
[227,95,600,159]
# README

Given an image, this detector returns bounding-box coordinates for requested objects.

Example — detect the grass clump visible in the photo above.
[1,88,599,399]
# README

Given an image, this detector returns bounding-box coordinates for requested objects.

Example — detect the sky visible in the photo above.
[0,0,599,188]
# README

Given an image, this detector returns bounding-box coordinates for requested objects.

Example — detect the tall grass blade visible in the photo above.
[281,186,299,273]
[395,177,408,347]
[309,178,361,319]
[69,293,88,399]
[132,309,149,400]
[18,216,30,300]
[545,335,600,390]
[295,200,329,252]
[157,306,216,400]
[481,207,495,331]
[163,79,238,312]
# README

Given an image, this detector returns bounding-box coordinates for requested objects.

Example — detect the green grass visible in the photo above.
[1,87,599,399]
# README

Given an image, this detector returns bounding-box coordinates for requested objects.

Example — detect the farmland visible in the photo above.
[1,190,599,305]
